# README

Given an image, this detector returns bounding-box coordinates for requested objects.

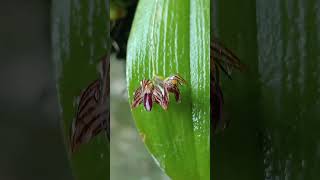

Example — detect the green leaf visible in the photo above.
[52,0,109,180]
[212,0,320,179]
[126,0,210,180]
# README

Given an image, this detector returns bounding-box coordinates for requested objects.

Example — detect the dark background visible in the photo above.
[0,0,72,179]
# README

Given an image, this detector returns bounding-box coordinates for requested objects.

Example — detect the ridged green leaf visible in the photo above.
[127,0,210,179]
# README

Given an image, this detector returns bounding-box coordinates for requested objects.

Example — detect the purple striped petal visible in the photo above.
[144,93,153,111]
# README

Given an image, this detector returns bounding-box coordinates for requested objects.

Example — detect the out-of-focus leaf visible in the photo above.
[52,0,109,180]
[212,0,320,179]
[127,0,210,179]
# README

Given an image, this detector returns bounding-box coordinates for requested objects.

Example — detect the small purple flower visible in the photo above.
[163,75,186,103]
[131,74,186,111]
[131,80,154,111]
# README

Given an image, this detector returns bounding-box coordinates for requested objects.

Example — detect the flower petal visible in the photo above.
[162,87,169,109]
[153,86,168,110]
[144,93,153,111]
[167,86,181,102]
[165,74,186,86]
[131,86,143,108]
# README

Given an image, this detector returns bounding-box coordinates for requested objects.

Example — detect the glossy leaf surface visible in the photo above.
[127,0,210,179]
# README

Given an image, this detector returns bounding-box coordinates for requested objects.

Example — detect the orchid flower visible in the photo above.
[131,74,186,111]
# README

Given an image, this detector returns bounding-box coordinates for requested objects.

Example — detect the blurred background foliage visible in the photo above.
[212,0,320,179]
[110,0,137,59]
